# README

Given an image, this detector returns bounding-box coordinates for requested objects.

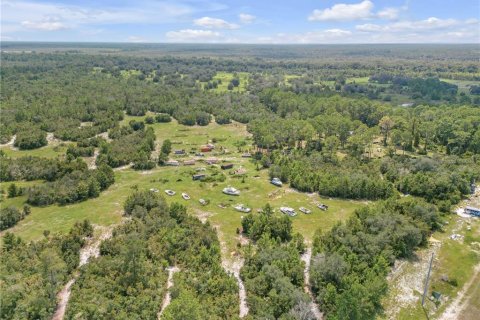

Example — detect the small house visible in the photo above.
[207,143,215,149]
[183,159,195,166]
[221,163,234,170]
[465,206,480,217]
[192,174,206,181]
[165,160,180,166]
[174,149,185,155]
[200,146,213,152]
[206,158,219,165]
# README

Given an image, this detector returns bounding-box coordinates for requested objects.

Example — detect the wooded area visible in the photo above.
[1,43,479,319]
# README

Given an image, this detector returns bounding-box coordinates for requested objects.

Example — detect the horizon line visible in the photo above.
[1,40,479,46]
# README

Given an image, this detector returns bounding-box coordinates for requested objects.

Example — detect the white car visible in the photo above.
[299,207,311,214]
[234,204,251,213]
[223,186,240,196]
[318,204,328,211]
[165,190,176,196]
[280,207,297,217]
[271,178,282,187]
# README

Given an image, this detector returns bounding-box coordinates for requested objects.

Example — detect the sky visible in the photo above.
[1,0,479,43]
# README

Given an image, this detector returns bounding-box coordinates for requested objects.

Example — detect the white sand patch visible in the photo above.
[52,226,114,320]
[158,266,180,319]
[0,135,16,148]
[385,241,441,319]
[301,247,323,320]
[113,163,133,171]
[214,224,249,318]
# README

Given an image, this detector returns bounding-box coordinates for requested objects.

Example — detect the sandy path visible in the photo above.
[79,227,113,266]
[301,248,323,320]
[438,263,480,320]
[113,163,133,171]
[86,149,100,170]
[0,135,16,148]
[158,266,180,319]
[95,132,112,142]
[222,257,249,318]
[52,226,113,320]
[51,279,76,320]
[214,225,249,318]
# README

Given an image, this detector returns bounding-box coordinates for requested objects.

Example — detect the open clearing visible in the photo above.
[1,119,363,255]
[200,71,249,92]
[381,190,480,320]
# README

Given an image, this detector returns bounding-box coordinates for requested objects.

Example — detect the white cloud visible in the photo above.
[353,17,479,43]
[357,17,462,34]
[466,18,479,24]
[21,19,67,31]
[377,8,400,20]
[356,23,383,32]
[193,17,238,29]
[2,0,192,28]
[258,29,353,44]
[393,17,458,30]
[309,0,373,22]
[166,29,222,42]
[239,13,256,24]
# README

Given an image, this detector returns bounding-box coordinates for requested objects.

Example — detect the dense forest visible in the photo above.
[65,191,238,319]
[310,198,440,319]
[1,221,93,319]
[1,44,479,319]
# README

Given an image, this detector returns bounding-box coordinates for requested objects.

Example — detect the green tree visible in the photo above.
[163,291,205,320]
[161,139,172,155]
[7,183,17,198]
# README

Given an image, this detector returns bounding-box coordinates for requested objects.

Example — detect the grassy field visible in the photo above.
[440,78,478,95]
[1,119,363,255]
[459,269,480,319]
[347,76,370,84]
[201,71,249,92]
[120,69,142,79]
[0,143,69,159]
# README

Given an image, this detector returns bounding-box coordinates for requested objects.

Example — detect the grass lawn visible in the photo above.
[1,120,364,257]
[120,69,142,79]
[0,144,69,159]
[440,78,479,95]
[284,74,302,85]
[201,71,249,92]
[347,76,370,84]
[458,269,480,319]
